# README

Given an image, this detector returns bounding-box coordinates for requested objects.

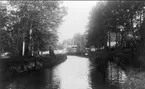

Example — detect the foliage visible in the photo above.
[87,0,145,49]
[73,33,87,53]
[87,0,145,47]
[86,0,145,69]
[120,69,145,89]
[61,33,87,54]
[86,2,107,48]
[0,0,67,56]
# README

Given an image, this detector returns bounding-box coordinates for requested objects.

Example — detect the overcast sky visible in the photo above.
[58,1,98,42]
[1,1,98,42]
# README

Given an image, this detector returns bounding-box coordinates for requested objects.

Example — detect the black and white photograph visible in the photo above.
[0,0,144,89]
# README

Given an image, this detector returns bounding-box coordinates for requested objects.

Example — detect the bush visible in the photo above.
[120,69,145,89]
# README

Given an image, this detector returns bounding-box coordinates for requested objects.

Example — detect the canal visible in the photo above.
[0,56,127,89]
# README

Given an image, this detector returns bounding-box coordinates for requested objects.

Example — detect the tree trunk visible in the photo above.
[22,40,25,56]
[116,31,117,48]
[24,41,31,57]
[108,30,111,48]
[24,32,31,57]
[18,38,23,56]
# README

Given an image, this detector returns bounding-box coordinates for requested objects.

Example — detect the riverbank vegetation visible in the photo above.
[0,0,67,74]
[117,68,145,89]
[87,0,145,70]
[0,0,66,56]
[0,53,67,77]
[86,0,145,87]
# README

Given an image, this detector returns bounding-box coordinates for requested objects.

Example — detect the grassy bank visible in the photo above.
[118,68,145,89]
[0,54,67,74]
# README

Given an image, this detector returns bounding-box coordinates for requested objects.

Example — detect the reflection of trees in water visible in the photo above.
[107,62,127,85]
[89,60,110,89]
[6,82,17,89]
[6,61,43,73]
[89,59,127,89]
[2,69,53,89]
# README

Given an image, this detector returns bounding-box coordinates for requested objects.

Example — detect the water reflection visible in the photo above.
[1,56,92,89]
[0,56,127,89]
[107,62,127,85]
[2,70,52,89]
[52,56,92,89]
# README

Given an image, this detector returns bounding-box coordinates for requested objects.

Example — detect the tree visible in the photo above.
[0,0,67,56]
[87,0,145,49]
[86,2,107,48]
[86,0,145,68]
[73,33,87,54]
[0,2,13,53]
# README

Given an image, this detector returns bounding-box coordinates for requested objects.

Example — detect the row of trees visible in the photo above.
[73,33,87,54]
[87,0,145,49]
[62,33,87,54]
[86,0,145,67]
[0,0,66,56]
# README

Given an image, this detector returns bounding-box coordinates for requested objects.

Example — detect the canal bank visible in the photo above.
[0,55,114,89]
[88,49,129,88]
[0,53,67,75]
[66,52,89,58]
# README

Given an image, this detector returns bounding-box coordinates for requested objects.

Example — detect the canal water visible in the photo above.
[0,56,127,89]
